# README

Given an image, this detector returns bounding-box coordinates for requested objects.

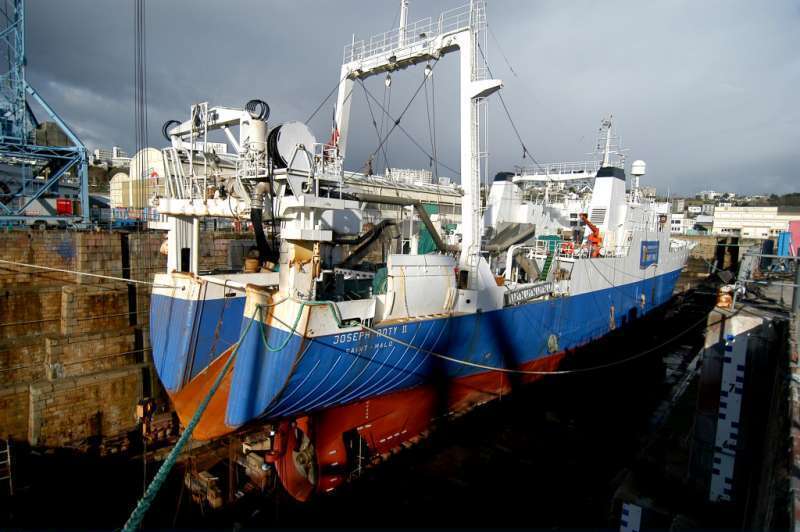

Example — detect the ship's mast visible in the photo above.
[398,0,409,48]
[333,0,501,285]
[601,115,613,167]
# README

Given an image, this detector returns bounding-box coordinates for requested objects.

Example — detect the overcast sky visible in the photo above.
[26,0,800,195]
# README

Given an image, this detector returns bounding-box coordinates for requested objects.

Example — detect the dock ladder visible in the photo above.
[0,438,12,496]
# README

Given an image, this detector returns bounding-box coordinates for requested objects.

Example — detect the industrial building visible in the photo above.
[712,205,800,238]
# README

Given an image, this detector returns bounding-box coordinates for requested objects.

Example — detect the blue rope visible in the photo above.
[121,308,259,531]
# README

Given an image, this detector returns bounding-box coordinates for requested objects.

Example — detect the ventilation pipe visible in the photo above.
[251,181,278,266]
[352,193,458,253]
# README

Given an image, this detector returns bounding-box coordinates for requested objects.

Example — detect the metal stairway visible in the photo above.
[538,252,554,281]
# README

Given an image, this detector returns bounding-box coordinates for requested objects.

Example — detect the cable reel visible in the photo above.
[245,99,270,121]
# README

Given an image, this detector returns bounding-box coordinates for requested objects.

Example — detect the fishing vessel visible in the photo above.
[148,1,691,500]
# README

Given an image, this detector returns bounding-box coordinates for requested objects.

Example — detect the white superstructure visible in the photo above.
[148,1,692,333]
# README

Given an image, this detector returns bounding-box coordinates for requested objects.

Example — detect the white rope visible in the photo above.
[360,310,714,376]
[0,258,180,289]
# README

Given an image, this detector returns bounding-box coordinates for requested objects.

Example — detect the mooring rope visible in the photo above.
[0,258,179,289]
[257,298,304,353]
[359,312,714,376]
[257,297,360,353]
[257,295,723,377]
[121,308,258,531]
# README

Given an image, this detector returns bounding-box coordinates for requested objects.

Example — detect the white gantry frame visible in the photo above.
[333,0,502,281]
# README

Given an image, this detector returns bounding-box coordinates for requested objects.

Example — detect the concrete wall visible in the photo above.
[681,234,757,268]
[0,227,254,450]
[672,234,761,292]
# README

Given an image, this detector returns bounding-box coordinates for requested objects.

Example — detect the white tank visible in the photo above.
[242,119,268,153]
[128,148,167,208]
[130,148,166,181]
[631,159,646,176]
[109,172,129,208]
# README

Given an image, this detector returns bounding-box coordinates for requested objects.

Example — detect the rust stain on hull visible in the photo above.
[170,346,236,441]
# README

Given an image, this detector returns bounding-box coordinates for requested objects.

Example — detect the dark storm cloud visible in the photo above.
[26,0,800,195]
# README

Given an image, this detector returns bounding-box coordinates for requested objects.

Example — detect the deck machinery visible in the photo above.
[153,0,498,283]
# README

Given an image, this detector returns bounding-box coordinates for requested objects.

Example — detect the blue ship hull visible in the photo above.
[150,268,681,431]
[151,291,245,392]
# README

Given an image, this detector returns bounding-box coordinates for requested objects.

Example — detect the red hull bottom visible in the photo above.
[275,351,566,498]
[169,348,566,501]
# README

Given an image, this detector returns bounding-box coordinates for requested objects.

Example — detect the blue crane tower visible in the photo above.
[0,0,89,225]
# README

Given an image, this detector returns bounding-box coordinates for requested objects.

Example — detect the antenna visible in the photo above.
[398,0,409,47]
[601,115,613,167]
[595,114,626,169]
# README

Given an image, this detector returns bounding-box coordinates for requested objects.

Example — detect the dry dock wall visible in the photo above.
[0,229,254,450]
[676,235,756,291]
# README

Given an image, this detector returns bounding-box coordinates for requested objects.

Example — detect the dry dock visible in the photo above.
[0,228,796,529]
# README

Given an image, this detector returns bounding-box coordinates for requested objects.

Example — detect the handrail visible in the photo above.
[514,160,602,178]
[343,2,478,64]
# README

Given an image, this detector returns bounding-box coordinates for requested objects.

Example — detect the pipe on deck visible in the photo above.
[352,193,459,253]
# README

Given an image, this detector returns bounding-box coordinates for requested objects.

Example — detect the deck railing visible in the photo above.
[515,160,602,178]
[343,2,481,64]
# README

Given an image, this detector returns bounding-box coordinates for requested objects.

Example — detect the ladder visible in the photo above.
[0,438,12,496]
[538,252,554,281]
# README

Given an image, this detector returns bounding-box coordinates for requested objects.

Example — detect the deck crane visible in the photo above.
[580,212,603,257]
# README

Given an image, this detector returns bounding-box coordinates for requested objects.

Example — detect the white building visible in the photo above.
[671,213,689,234]
[640,186,657,199]
[697,190,721,200]
[697,190,735,201]
[670,213,682,233]
[711,206,800,239]
[695,214,714,230]
[671,212,712,235]
[92,146,131,168]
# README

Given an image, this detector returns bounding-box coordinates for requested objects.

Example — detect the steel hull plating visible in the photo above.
[150,287,245,392]
[156,268,681,439]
